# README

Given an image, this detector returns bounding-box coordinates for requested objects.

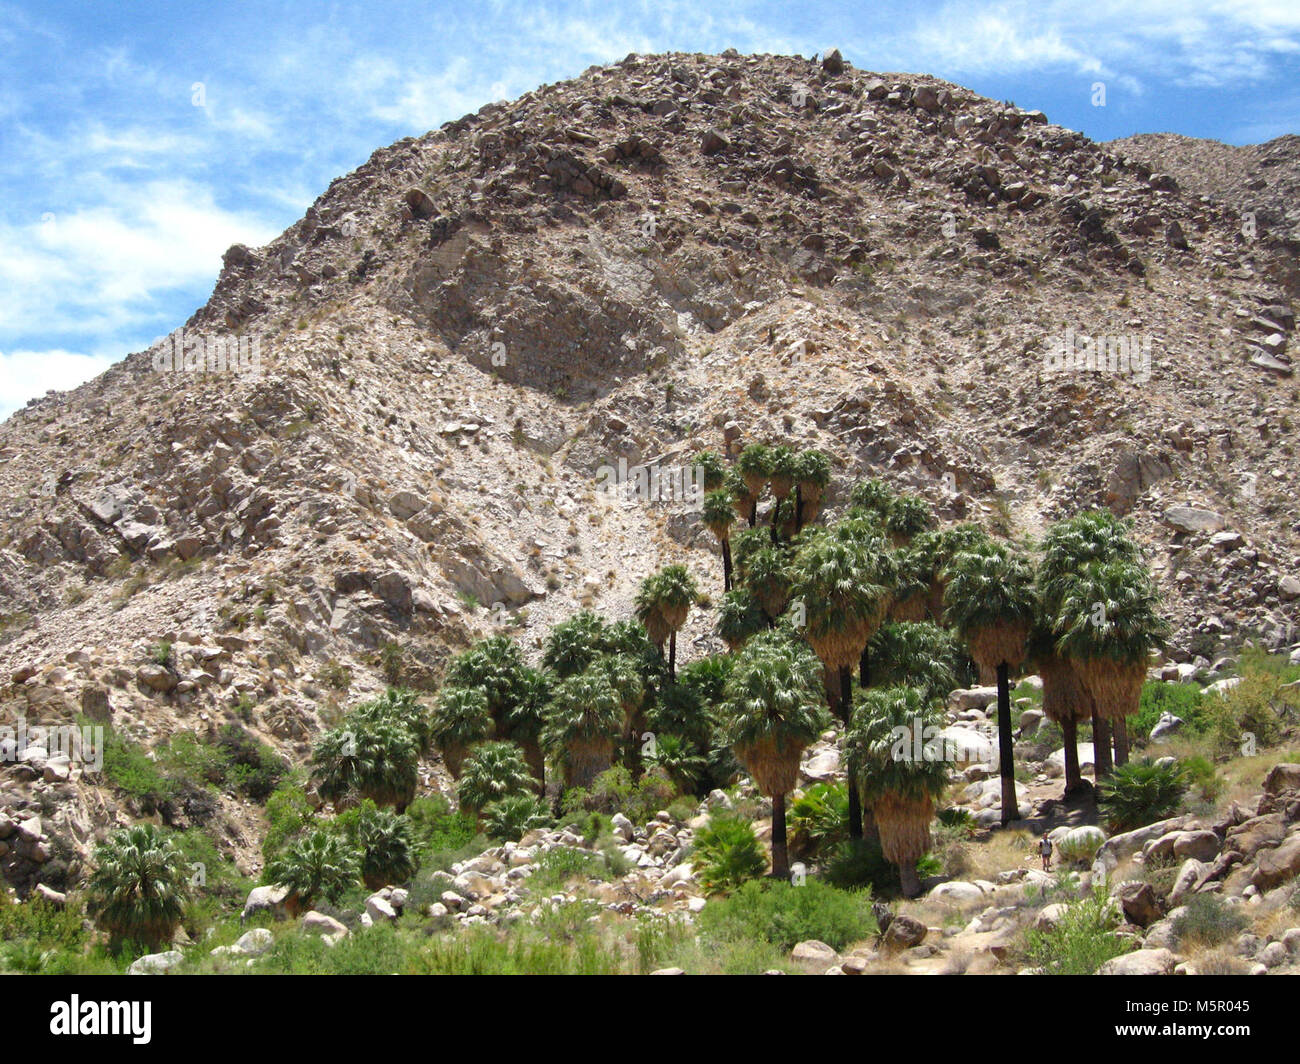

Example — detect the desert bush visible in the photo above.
[482,794,552,842]
[1023,889,1132,975]
[789,781,849,858]
[1171,893,1249,949]
[698,878,876,953]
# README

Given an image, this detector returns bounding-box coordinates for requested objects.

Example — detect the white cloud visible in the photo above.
[0,179,278,337]
[0,347,117,419]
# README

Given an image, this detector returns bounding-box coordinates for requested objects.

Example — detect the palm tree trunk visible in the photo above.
[1061,715,1082,795]
[899,860,921,899]
[721,539,732,592]
[996,662,1020,825]
[861,803,880,843]
[1093,712,1113,779]
[839,665,863,840]
[859,645,870,688]
[1112,715,1129,766]
[668,630,677,680]
[771,791,790,880]
[794,485,804,533]
[522,739,546,793]
[748,499,757,528]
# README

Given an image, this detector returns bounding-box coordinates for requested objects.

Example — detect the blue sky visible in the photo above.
[2,0,1299,418]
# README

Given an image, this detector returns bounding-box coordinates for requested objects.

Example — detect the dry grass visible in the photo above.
[964,827,1036,881]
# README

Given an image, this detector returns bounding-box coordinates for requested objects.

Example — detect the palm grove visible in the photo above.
[82,442,1172,948]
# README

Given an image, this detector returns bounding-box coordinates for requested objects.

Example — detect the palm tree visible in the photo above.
[542,610,610,680]
[832,515,900,690]
[692,449,728,493]
[720,629,826,879]
[743,545,792,623]
[429,685,493,778]
[847,685,950,897]
[1038,511,1144,777]
[1054,559,1168,771]
[444,635,529,736]
[848,477,895,519]
[885,493,935,547]
[702,489,736,590]
[736,443,772,527]
[86,825,189,950]
[350,688,434,754]
[633,565,697,678]
[726,467,757,530]
[912,523,992,621]
[456,741,536,815]
[943,543,1036,825]
[312,717,419,812]
[264,828,359,913]
[715,587,768,651]
[504,665,551,788]
[596,652,649,772]
[868,621,969,706]
[347,801,417,890]
[541,668,624,788]
[792,449,831,532]
[789,527,891,839]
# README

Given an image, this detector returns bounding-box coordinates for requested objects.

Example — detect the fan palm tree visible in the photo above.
[736,443,772,527]
[789,527,891,839]
[346,801,418,890]
[726,467,758,529]
[264,828,359,913]
[715,587,768,651]
[312,717,419,812]
[429,685,493,779]
[1054,559,1168,771]
[913,523,992,621]
[1038,511,1143,776]
[868,621,969,706]
[702,489,736,590]
[350,688,434,754]
[541,667,625,788]
[831,515,900,690]
[885,494,935,546]
[443,635,529,735]
[86,824,189,950]
[848,477,895,520]
[743,545,792,623]
[792,449,831,532]
[542,610,610,680]
[943,543,1036,824]
[456,741,536,816]
[633,565,697,678]
[720,629,826,879]
[504,665,551,788]
[847,685,950,897]
[692,449,728,492]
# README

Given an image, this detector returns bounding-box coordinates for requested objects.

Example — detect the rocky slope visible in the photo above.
[1,49,1299,887]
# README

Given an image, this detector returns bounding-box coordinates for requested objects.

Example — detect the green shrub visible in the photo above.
[1133,681,1210,740]
[1171,894,1249,949]
[693,814,767,893]
[337,801,418,888]
[823,838,900,893]
[698,879,877,952]
[102,728,175,810]
[1023,889,1132,975]
[1178,755,1224,804]
[789,782,849,858]
[1097,759,1185,832]
[216,725,287,800]
[262,779,316,861]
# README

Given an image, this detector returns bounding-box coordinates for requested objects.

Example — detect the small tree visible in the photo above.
[264,828,359,912]
[456,741,536,816]
[429,685,493,778]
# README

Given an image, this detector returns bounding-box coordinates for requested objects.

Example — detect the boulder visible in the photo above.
[241,884,291,923]
[231,928,273,956]
[1172,830,1221,863]
[1162,506,1226,535]
[1098,948,1177,975]
[127,950,185,975]
[883,914,927,951]
[1263,763,1300,796]
[928,881,984,903]
[302,911,349,942]
[1252,837,1300,891]
[791,940,839,965]
[1116,882,1162,928]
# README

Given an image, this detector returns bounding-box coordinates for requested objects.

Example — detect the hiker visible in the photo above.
[1039,833,1053,872]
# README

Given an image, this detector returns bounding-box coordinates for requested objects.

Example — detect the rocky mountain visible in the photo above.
[1,49,1298,888]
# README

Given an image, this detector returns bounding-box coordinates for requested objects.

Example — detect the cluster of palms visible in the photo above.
[699,453,1168,895]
